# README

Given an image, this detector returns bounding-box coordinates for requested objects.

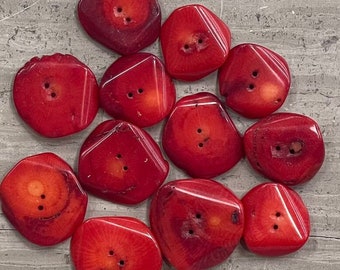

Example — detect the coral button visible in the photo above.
[0,153,88,246]
[150,179,244,269]
[243,112,325,185]
[13,53,99,138]
[77,0,161,55]
[242,183,310,256]
[100,53,176,127]
[160,4,231,81]
[162,92,243,178]
[71,217,162,270]
[78,119,169,204]
[218,43,291,118]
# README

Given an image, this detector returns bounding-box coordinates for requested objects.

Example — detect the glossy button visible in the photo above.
[242,183,310,256]
[0,153,88,246]
[244,112,325,185]
[99,53,176,127]
[78,119,169,204]
[162,92,243,178]
[71,217,162,270]
[150,179,244,270]
[77,0,161,55]
[13,53,99,138]
[218,43,291,118]
[160,4,231,81]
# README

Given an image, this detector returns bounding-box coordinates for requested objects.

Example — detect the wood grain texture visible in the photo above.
[0,0,339,269]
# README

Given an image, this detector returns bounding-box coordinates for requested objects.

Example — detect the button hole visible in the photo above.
[248,84,255,90]
[252,70,259,78]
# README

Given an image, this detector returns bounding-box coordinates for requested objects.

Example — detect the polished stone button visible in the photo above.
[242,182,310,256]
[99,52,176,128]
[13,53,99,138]
[71,216,162,269]
[244,112,325,185]
[78,119,169,204]
[162,92,243,178]
[160,4,232,81]
[77,0,161,55]
[218,43,291,118]
[150,178,244,269]
[0,152,88,246]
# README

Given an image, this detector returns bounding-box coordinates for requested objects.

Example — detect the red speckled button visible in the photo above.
[77,0,161,55]
[150,178,244,269]
[78,119,169,204]
[71,216,162,269]
[13,53,99,138]
[160,4,231,81]
[218,43,291,118]
[243,112,325,185]
[242,182,310,256]
[162,92,243,178]
[99,53,176,128]
[0,152,88,246]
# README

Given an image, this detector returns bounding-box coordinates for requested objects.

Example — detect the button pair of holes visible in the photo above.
[38,194,46,211]
[187,213,202,235]
[247,70,259,91]
[275,141,303,155]
[108,250,125,266]
[116,154,128,171]
[44,82,57,98]
[183,34,207,53]
[273,211,281,231]
[127,88,144,99]
[115,7,131,24]
[196,128,206,148]
[183,38,203,50]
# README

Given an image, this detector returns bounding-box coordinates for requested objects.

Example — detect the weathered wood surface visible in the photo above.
[0,0,339,269]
